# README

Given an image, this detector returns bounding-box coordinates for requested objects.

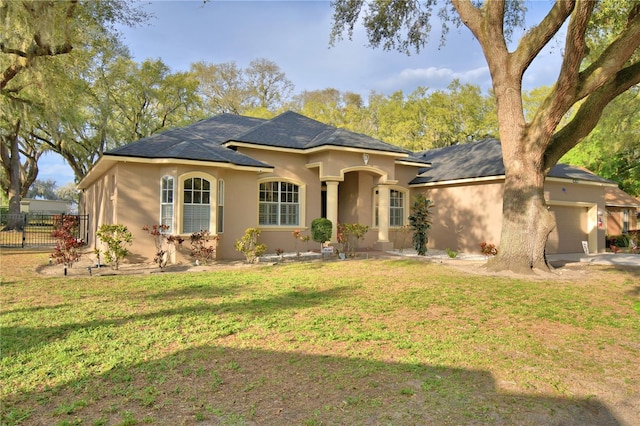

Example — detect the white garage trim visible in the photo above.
[547,200,598,254]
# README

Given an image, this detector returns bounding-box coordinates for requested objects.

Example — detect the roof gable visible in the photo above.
[105,114,270,168]
[229,111,410,154]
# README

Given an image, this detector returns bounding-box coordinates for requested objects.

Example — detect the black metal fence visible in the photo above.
[0,213,89,248]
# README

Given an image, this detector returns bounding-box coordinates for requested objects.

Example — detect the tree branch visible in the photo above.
[545,61,640,168]
[577,7,640,98]
[511,0,574,76]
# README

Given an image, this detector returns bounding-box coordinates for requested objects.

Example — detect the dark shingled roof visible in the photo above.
[106,114,271,168]
[105,112,415,168]
[410,138,614,185]
[229,111,411,154]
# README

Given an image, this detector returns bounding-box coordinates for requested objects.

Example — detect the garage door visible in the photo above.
[546,205,588,254]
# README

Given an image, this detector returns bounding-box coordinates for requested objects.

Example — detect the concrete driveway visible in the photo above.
[548,253,640,267]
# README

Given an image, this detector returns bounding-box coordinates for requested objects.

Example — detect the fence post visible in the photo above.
[21,213,27,248]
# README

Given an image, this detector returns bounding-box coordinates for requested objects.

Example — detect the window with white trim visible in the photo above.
[160,176,174,233]
[217,179,224,233]
[259,181,300,226]
[623,209,629,234]
[183,177,211,233]
[389,189,405,227]
[374,187,407,227]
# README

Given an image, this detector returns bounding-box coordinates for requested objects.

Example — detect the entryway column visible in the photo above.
[377,184,390,244]
[325,180,339,243]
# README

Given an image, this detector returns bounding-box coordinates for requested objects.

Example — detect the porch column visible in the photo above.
[325,180,339,243]
[377,184,390,244]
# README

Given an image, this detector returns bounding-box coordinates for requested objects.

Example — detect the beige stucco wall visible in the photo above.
[412,181,505,254]
[82,145,609,262]
[80,147,422,262]
[410,179,608,255]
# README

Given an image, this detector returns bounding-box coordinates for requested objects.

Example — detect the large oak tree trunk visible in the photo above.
[487,159,556,274]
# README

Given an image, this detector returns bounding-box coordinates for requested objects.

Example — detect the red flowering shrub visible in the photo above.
[51,215,84,271]
[142,224,184,269]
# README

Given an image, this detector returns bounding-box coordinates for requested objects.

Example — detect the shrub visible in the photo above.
[292,229,310,255]
[445,248,458,259]
[235,228,266,263]
[408,194,434,256]
[190,230,219,265]
[96,224,133,270]
[51,215,85,274]
[480,242,498,257]
[311,218,332,247]
[606,234,629,249]
[337,223,369,257]
[142,224,184,269]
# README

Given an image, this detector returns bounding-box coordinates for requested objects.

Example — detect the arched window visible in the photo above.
[160,176,174,233]
[183,177,211,233]
[259,181,300,226]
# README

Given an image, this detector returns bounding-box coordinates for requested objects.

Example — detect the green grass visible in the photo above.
[1,251,639,425]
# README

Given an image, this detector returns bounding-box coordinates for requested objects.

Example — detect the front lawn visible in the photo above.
[1,250,639,425]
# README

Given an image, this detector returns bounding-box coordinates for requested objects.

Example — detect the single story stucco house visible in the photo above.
[78,111,617,263]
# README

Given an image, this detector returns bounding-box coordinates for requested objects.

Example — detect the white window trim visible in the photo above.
[160,175,175,233]
[178,172,216,235]
[372,186,409,229]
[257,178,306,228]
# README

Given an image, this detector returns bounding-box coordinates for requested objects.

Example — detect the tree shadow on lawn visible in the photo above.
[1,285,352,359]
[3,344,621,425]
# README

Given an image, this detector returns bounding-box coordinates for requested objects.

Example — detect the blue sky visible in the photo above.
[40,0,562,187]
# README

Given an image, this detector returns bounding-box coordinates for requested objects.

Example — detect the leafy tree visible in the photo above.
[56,182,80,208]
[245,58,294,111]
[332,0,640,274]
[0,0,149,226]
[191,61,248,115]
[26,178,58,199]
[561,87,640,197]
[28,55,202,183]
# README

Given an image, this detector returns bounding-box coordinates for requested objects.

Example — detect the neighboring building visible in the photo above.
[20,198,69,214]
[78,111,616,263]
[603,186,640,235]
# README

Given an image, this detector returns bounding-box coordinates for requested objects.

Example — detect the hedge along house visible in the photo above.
[77,111,429,262]
[410,139,616,255]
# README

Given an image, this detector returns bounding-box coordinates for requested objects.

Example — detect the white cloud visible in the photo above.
[375,66,491,94]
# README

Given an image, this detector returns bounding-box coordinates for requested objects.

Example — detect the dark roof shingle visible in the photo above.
[410,138,614,185]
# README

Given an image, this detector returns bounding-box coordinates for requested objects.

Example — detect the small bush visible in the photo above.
[445,248,458,259]
[235,228,266,263]
[143,224,184,269]
[311,218,332,246]
[480,242,498,257]
[606,235,629,248]
[337,223,369,257]
[292,229,310,254]
[51,215,85,272]
[190,230,219,265]
[409,194,434,256]
[96,224,133,270]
